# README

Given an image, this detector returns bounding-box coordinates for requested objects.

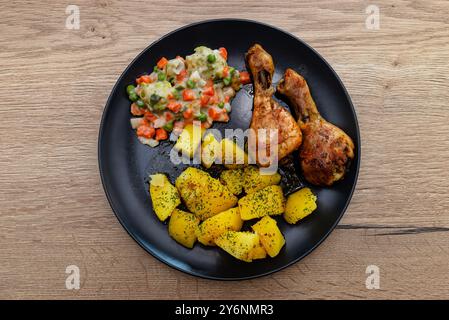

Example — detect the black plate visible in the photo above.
[98,19,360,280]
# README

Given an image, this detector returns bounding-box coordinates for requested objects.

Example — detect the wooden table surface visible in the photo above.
[1,0,449,300]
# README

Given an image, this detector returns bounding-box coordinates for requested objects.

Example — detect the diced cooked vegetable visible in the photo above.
[238,185,285,220]
[219,169,244,195]
[201,132,221,168]
[173,123,205,158]
[284,188,317,224]
[215,231,261,262]
[221,138,248,169]
[243,165,281,194]
[149,174,181,221]
[251,216,285,258]
[175,167,238,220]
[196,208,243,246]
[168,209,200,248]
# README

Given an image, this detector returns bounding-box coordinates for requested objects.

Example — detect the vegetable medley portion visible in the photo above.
[127,46,251,147]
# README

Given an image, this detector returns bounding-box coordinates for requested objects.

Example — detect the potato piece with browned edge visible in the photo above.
[252,216,285,258]
[238,185,285,220]
[196,208,243,246]
[219,168,244,195]
[175,167,238,220]
[215,231,261,262]
[168,209,200,248]
[284,187,317,224]
[149,173,181,222]
[243,165,281,194]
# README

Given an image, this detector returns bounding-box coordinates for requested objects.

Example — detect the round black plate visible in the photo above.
[98,19,360,280]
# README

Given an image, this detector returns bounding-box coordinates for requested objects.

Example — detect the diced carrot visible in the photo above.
[182,89,196,101]
[155,128,168,141]
[167,101,182,113]
[208,108,221,121]
[157,57,168,69]
[219,47,228,60]
[200,94,210,107]
[222,66,229,78]
[136,75,152,84]
[167,92,174,100]
[176,69,187,82]
[183,108,193,119]
[224,96,230,103]
[144,111,157,122]
[239,71,251,85]
[202,85,214,96]
[208,95,219,105]
[165,112,174,121]
[131,103,145,116]
[137,125,155,139]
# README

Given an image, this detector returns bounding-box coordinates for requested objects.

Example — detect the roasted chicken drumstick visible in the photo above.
[245,44,302,166]
[277,68,355,186]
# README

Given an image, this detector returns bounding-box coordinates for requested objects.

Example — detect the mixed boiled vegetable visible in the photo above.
[127,46,251,147]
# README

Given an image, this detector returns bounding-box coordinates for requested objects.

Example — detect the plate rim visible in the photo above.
[98,18,361,281]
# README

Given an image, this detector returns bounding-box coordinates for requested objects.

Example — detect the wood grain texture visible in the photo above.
[1,0,449,299]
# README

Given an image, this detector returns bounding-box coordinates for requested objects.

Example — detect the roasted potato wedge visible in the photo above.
[248,243,267,260]
[149,173,181,221]
[284,187,317,224]
[252,216,285,257]
[238,185,285,220]
[219,168,244,195]
[196,207,243,246]
[215,231,261,262]
[175,167,238,220]
[243,165,281,194]
[168,209,200,248]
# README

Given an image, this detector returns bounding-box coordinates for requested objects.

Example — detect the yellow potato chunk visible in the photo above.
[215,231,261,262]
[219,168,244,195]
[252,216,285,258]
[173,123,205,158]
[243,165,281,194]
[196,208,243,246]
[168,209,200,248]
[175,167,238,220]
[238,185,285,220]
[284,188,317,224]
[248,243,267,260]
[201,132,221,169]
[221,138,248,169]
[149,173,181,221]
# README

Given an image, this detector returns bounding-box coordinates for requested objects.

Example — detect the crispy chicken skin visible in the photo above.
[245,44,302,166]
[277,68,355,186]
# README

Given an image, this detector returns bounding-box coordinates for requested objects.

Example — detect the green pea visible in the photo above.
[218,102,224,108]
[150,94,161,105]
[126,85,136,95]
[163,121,174,132]
[136,99,145,108]
[172,90,181,100]
[186,79,196,89]
[158,73,166,81]
[207,54,216,63]
[223,76,232,86]
[197,112,207,122]
[153,66,159,72]
[229,67,235,76]
[129,92,138,102]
